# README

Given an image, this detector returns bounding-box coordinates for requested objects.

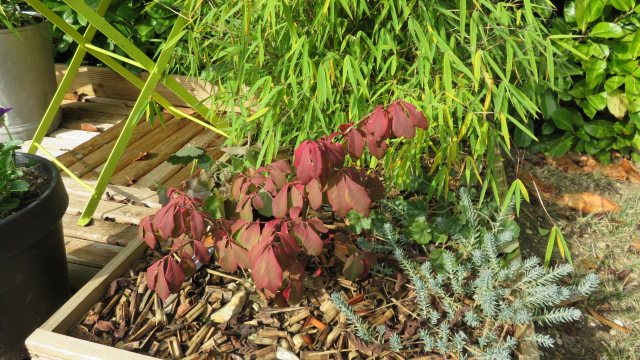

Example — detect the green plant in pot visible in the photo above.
[0,106,70,360]
[0,0,61,143]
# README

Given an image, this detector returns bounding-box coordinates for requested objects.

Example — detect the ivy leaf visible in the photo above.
[406,199,429,223]
[408,221,432,244]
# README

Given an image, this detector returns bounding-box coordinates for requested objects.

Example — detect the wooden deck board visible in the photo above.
[110,120,203,186]
[62,214,138,246]
[64,237,122,268]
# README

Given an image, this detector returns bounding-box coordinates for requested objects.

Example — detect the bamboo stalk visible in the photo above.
[101,293,122,317]
[167,336,183,360]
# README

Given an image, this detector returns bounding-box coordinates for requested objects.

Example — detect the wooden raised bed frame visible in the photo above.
[26,239,155,360]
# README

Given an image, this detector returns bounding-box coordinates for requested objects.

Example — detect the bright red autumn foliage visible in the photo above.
[140,100,428,303]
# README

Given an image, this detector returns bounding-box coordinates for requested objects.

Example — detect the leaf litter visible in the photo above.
[513,150,640,360]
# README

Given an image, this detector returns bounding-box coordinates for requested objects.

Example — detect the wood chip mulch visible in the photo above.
[68,244,442,360]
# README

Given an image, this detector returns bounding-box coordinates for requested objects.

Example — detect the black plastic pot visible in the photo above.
[0,153,69,360]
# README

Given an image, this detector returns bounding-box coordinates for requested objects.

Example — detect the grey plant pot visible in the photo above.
[0,20,61,143]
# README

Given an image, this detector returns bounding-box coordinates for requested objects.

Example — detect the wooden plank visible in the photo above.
[22,137,83,152]
[56,119,127,167]
[110,120,203,186]
[61,100,133,116]
[67,263,100,292]
[49,128,101,143]
[27,329,157,360]
[66,195,156,225]
[134,129,224,189]
[55,63,215,108]
[62,214,138,246]
[39,239,147,333]
[162,148,228,189]
[62,107,127,124]
[76,115,178,179]
[60,119,115,132]
[65,236,122,268]
[62,177,162,209]
[65,115,166,177]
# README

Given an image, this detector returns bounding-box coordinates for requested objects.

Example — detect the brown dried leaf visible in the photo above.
[80,123,100,132]
[516,170,558,200]
[345,332,387,354]
[107,278,131,297]
[559,193,620,214]
[630,240,640,253]
[617,269,632,281]
[131,152,149,163]
[622,159,640,184]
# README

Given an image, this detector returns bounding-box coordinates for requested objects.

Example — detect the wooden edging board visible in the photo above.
[25,239,154,360]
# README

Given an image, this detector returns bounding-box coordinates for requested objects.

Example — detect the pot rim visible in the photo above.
[0,153,68,259]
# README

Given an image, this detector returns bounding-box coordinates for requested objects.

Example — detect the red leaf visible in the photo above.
[273,186,289,219]
[290,184,304,209]
[190,211,205,240]
[139,216,157,248]
[366,106,390,138]
[250,241,283,293]
[252,193,265,210]
[152,204,176,239]
[299,223,324,256]
[307,179,323,210]
[238,222,261,249]
[345,129,365,159]
[193,240,211,264]
[328,177,350,217]
[289,206,302,219]
[399,100,428,129]
[365,134,388,159]
[388,102,415,138]
[164,257,185,294]
[180,249,197,277]
[344,175,371,216]
[269,159,293,173]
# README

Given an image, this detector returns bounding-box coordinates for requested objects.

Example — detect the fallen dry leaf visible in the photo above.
[630,240,640,253]
[587,307,633,333]
[63,92,86,102]
[130,152,148,163]
[621,159,640,184]
[80,123,100,132]
[516,169,559,200]
[617,269,632,281]
[559,193,620,214]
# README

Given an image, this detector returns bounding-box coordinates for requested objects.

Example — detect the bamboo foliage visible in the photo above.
[174,0,556,195]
